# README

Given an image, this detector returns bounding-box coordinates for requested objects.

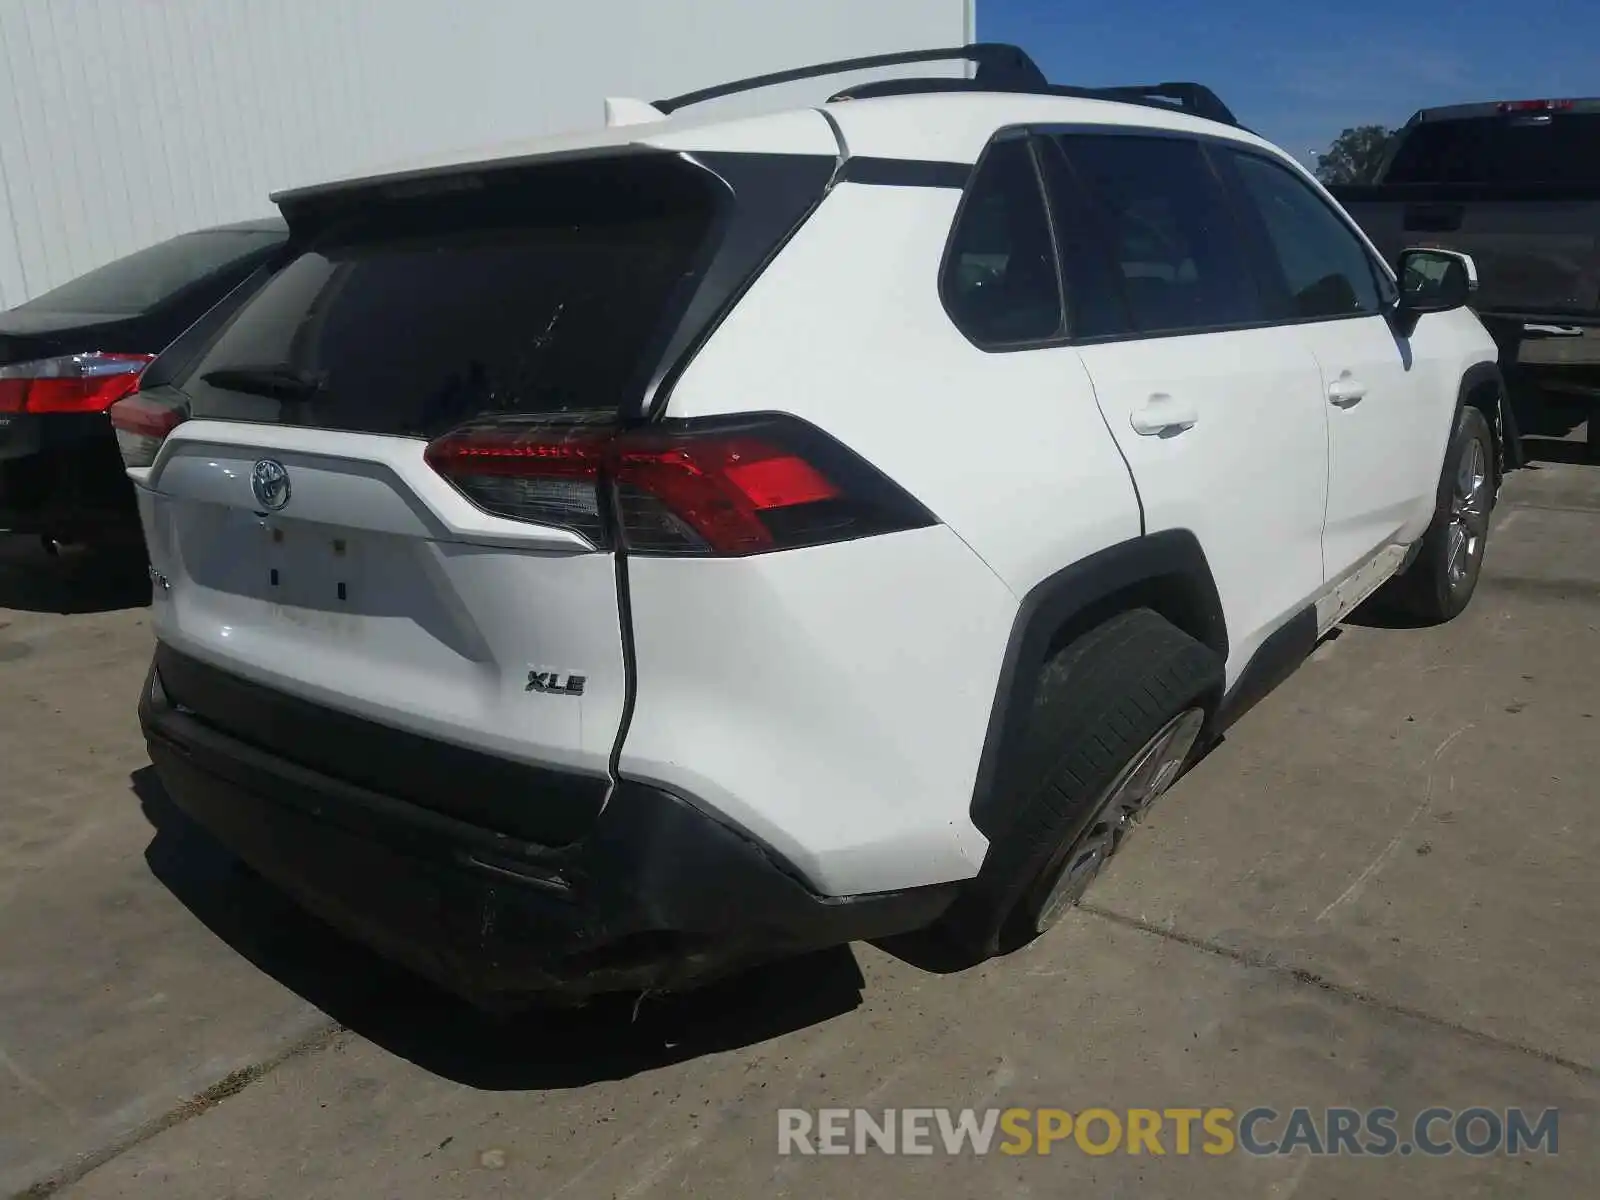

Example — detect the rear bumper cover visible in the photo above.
[138,653,956,1003]
[0,412,141,541]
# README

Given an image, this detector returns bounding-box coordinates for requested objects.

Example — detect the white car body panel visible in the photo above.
[663,181,1144,598]
[621,525,1015,896]
[1299,313,1446,575]
[138,425,625,780]
[1077,328,1330,687]
[822,92,1284,163]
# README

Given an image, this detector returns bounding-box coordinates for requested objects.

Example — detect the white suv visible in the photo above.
[116,45,1505,1006]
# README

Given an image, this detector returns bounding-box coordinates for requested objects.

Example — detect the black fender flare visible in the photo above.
[968,529,1227,839]
[1458,359,1517,473]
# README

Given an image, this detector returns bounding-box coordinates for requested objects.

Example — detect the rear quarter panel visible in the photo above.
[664,179,1142,595]
[623,179,1142,896]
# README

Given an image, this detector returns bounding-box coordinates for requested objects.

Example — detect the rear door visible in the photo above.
[1039,133,1331,685]
[134,155,725,788]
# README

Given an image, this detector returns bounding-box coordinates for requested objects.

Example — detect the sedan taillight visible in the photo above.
[108,391,188,470]
[0,352,154,414]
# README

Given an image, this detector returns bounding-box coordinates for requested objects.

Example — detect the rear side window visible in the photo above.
[15,229,284,317]
[1055,135,1264,336]
[1226,151,1384,319]
[180,156,720,437]
[1385,113,1600,185]
[941,139,1065,346]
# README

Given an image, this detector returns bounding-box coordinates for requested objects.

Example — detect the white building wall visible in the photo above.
[0,0,974,309]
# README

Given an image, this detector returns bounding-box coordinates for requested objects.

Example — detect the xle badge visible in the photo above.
[527,669,586,696]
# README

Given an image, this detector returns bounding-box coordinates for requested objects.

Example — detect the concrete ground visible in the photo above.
[2,438,1597,1199]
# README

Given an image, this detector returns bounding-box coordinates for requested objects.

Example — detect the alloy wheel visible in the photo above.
[1447,436,1491,593]
[1033,706,1206,932]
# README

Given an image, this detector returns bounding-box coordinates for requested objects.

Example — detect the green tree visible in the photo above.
[1314,125,1392,185]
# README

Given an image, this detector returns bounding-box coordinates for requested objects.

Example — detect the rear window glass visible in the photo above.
[941,139,1065,346]
[180,156,720,437]
[16,229,284,316]
[1385,113,1600,184]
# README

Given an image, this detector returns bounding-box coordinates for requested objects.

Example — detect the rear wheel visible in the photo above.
[1020,705,1206,935]
[1385,405,1495,624]
[939,608,1222,959]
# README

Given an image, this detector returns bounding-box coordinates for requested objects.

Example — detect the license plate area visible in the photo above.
[261,519,366,618]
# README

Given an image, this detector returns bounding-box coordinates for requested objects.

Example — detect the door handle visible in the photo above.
[1328,377,1368,407]
[1129,395,1198,437]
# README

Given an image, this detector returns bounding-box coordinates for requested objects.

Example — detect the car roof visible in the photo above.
[821,91,1278,162]
[273,90,1285,205]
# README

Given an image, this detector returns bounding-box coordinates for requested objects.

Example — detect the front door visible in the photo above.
[1219,147,1438,582]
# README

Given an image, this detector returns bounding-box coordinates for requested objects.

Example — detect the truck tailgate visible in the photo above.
[1341,190,1600,322]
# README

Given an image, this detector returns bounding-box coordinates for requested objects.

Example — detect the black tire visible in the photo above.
[1384,405,1496,624]
[939,608,1222,960]
[1587,412,1599,464]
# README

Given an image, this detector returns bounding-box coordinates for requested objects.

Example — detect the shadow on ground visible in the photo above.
[1521,436,1595,466]
[134,767,866,1091]
[1343,595,1433,630]
[1507,366,1596,465]
[0,536,150,614]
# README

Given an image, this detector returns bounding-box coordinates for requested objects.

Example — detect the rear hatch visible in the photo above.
[1380,105,1600,319]
[127,152,748,843]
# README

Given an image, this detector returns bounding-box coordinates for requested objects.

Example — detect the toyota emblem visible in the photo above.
[251,459,291,511]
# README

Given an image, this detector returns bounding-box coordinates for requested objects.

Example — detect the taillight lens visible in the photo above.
[423,419,615,543]
[1498,99,1575,112]
[108,391,189,469]
[0,352,155,414]
[425,414,934,556]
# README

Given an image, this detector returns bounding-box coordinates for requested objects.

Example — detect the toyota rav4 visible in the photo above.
[117,45,1506,1007]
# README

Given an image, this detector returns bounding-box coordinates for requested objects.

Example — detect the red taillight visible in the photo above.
[108,391,188,469]
[423,421,614,542]
[0,352,154,414]
[1498,99,1575,113]
[612,433,842,554]
[425,415,930,556]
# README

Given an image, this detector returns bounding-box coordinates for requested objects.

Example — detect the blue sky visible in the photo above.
[979,0,1598,160]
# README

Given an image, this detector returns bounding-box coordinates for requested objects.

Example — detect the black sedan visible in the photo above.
[0,218,287,553]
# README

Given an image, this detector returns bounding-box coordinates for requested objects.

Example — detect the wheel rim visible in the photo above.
[1447,436,1490,593]
[1033,706,1206,932]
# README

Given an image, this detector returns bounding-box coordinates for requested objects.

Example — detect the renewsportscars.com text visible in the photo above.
[777,1106,1560,1157]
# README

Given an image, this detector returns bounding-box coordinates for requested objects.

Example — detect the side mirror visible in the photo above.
[1394,247,1477,326]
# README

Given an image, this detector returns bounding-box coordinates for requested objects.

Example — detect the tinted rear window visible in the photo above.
[1385,113,1600,184]
[180,156,721,437]
[15,229,284,317]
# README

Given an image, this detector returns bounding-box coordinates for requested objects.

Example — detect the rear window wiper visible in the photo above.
[199,364,326,401]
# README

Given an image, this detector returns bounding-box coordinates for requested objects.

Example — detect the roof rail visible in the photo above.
[828,75,1239,126]
[654,43,1048,114]
[654,43,1238,128]
[1087,82,1238,126]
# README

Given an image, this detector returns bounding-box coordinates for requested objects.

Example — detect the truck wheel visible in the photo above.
[1387,405,1496,624]
[940,608,1221,959]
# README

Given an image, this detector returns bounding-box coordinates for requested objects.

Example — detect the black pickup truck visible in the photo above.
[1330,98,1600,363]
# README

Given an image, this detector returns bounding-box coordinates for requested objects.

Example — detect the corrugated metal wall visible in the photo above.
[0,0,973,309]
